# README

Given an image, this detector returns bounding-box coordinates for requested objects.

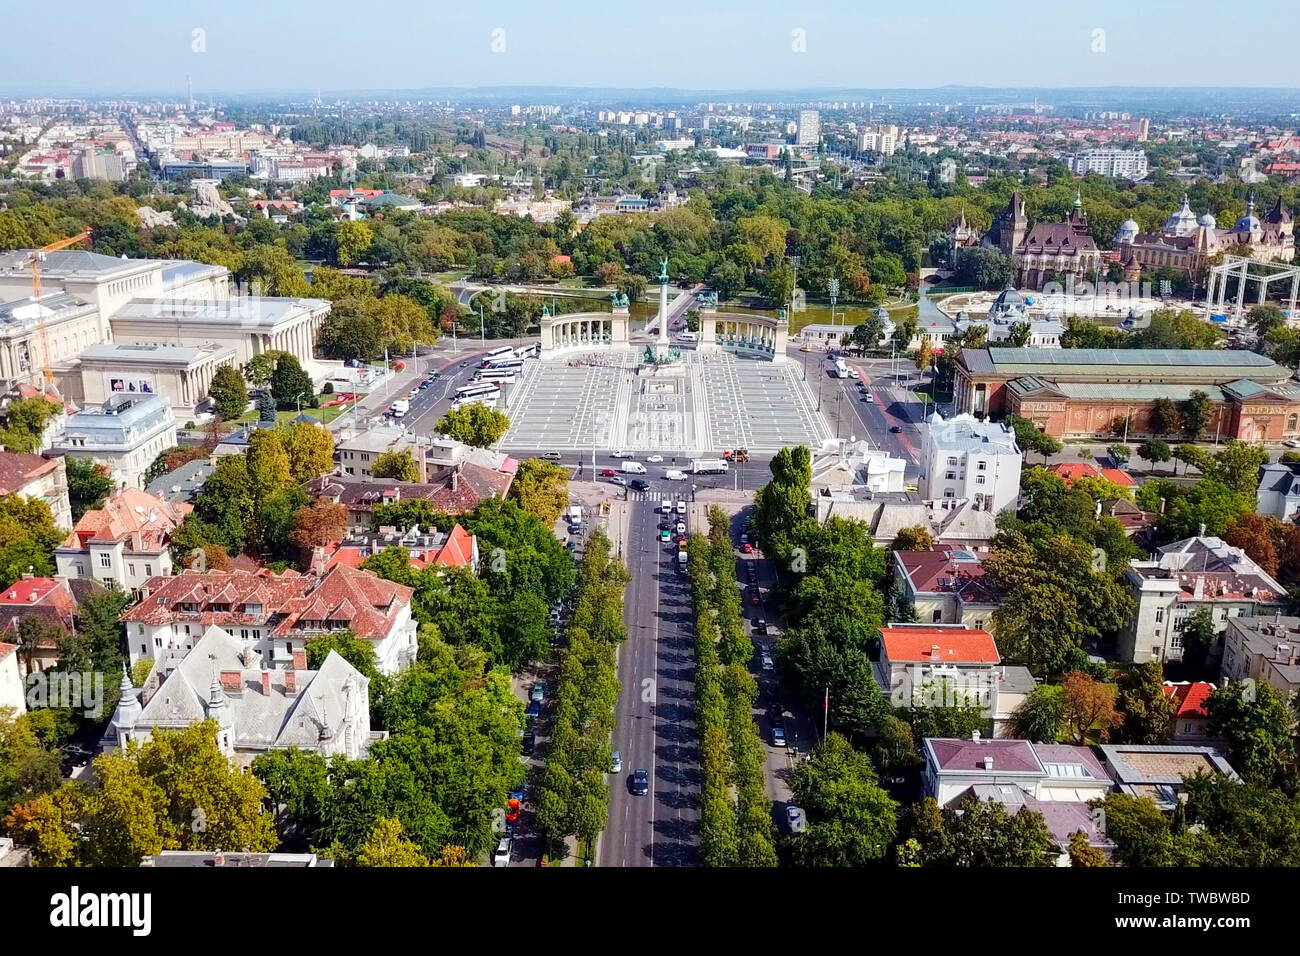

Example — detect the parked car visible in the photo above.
[531,682,546,703]
[492,836,512,866]
[755,619,768,635]
[611,751,623,774]
[761,652,775,671]
[749,591,760,606]
[521,733,536,755]
[661,528,672,542]
[525,700,541,719]
[630,769,650,795]
[785,805,804,833]
[771,727,787,747]
[742,542,754,554]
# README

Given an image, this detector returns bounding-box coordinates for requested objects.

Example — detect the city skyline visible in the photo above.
[6,0,1300,96]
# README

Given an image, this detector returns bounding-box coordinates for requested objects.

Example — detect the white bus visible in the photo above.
[454,394,499,411]
[481,346,514,366]
[456,382,501,402]
[485,357,524,371]
[477,368,517,384]
[832,358,851,379]
[512,344,539,359]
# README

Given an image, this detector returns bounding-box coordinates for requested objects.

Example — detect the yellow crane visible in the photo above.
[28,230,91,386]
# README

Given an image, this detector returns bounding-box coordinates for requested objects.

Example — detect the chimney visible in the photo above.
[982,755,994,770]
[219,671,243,694]
[451,467,459,493]
[1277,643,1292,662]
[310,546,328,576]
[1193,576,1205,600]
[285,670,297,694]
[261,671,271,695]
[292,651,307,670]
[930,643,941,659]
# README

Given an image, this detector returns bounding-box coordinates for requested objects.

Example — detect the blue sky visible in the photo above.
[6,0,1299,95]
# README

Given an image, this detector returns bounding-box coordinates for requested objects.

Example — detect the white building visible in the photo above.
[1064,148,1149,181]
[106,625,377,764]
[810,438,906,493]
[51,393,177,490]
[0,642,24,715]
[918,412,1022,514]
[1118,536,1288,664]
[1256,461,1300,522]
[797,110,820,147]
[55,487,190,594]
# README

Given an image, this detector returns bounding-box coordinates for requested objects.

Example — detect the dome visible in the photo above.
[1233,213,1261,232]
[1197,213,1217,228]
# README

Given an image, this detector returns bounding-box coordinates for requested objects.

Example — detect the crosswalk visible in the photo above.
[626,489,693,503]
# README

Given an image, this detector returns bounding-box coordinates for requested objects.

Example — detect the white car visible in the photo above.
[1286,439,1300,449]
[611,750,623,774]
[646,454,664,463]
[608,476,627,486]
[675,500,687,515]
[611,450,630,458]
[660,499,673,513]
[492,837,511,866]
[761,652,775,671]
[676,521,686,534]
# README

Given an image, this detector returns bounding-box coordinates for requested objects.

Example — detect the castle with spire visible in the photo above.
[953,192,1101,291]
[1113,193,1294,279]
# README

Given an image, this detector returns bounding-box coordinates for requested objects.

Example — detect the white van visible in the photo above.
[677,551,688,571]
[567,505,583,526]
[664,469,687,481]
[675,500,687,515]
[620,461,647,475]
[660,499,673,513]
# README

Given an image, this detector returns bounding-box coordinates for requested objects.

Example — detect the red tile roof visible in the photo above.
[0,451,59,495]
[1048,462,1136,487]
[60,487,190,553]
[1163,681,1214,718]
[879,627,1001,665]
[0,642,15,662]
[896,547,999,604]
[122,565,414,641]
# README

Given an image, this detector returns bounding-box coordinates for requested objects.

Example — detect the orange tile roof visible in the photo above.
[60,487,190,552]
[879,627,1000,664]
[1048,462,1136,487]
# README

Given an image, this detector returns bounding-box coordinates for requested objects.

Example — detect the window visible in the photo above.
[943,489,955,499]
[945,471,956,480]
[128,563,136,577]
[931,610,942,623]
[145,564,152,576]
[946,456,958,466]
[140,643,147,655]
[976,476,985,485]
[977,461,987,471]
[98,553,112,569]
[1155,608,1164,623]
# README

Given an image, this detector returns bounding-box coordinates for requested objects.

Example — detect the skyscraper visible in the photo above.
[797,109,820,146]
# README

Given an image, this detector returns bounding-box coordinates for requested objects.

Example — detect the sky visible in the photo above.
[6,0,1300,96]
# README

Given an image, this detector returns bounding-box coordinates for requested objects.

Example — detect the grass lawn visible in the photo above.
[236,398,344,427]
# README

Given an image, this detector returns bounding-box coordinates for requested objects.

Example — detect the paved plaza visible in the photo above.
[499,349,832,454]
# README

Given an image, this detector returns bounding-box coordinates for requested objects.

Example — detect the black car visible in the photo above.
[521,733,536,756]
[890,425,902,433]
[629,478,649,491]
[630,769,650,795]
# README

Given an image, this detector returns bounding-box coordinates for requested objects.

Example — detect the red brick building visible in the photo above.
[955,347,1300,441]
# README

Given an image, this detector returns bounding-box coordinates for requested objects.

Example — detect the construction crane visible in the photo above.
[28,229,91,386]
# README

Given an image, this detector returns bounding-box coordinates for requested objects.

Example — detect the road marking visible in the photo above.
[649,502,660,868]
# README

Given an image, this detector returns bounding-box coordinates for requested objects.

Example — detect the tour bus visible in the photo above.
[456,382,501,402]
[453,393,499,411]
[485,357,524,372]
[390,398,410,418]
[481,346,514,366]
[477,368,517,384]
[832,358,851,379]
[512,344,539,359]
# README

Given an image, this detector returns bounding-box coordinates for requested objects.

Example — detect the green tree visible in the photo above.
[1009,685,1065,742]
[269,354,315,410]
[371,448,421,482]
[1206,680,1296,784]
[435,403,510,448]
[1148,398,1180,437]
[1117,660,1175,744]
[905,794,1058,866]
[354,817,429,867]
[64,457,114,521]
[207,364,249,421]
[789,732,897,867]
[891,525,934,551]
[510,458,570,525]
[1179,390,1214,440]
[0,397,60,453]
[1137,439,1171,474]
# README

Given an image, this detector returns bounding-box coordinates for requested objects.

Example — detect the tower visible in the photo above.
[655,257,670,348]
[187,74,194,113]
